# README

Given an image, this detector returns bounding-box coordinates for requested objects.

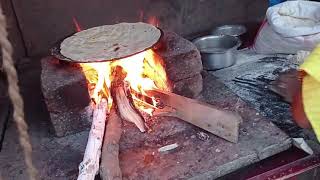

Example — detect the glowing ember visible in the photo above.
[80,49,170,114]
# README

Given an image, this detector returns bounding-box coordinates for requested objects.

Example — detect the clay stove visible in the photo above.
[41,31,203,137]
[40,28,290,180]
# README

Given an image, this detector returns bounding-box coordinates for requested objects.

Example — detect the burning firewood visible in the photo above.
[100,106,123,180]
[111,66,146,132]
[77,99,108,180]
[100,66,149,180]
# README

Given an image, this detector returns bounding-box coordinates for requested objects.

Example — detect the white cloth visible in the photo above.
[253,1,320,54]
[267,1,320,37]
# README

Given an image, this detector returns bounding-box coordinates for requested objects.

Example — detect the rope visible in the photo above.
[0,3,37,180]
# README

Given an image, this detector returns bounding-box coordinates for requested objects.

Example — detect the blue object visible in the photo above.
[269,0,285,6]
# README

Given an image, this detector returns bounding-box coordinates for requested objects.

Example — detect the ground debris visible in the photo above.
[158,143,179,153]
[197,131,209,141]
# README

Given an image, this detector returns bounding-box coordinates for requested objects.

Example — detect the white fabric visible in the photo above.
[267,1,320,37]
[254,22,320,54]
[253,1,320,54]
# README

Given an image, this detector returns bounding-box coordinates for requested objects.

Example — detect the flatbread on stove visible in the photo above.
[60,22,161,62]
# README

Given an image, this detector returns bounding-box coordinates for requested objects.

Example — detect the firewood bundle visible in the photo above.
[78,66,150,180]
[77,66,241,180]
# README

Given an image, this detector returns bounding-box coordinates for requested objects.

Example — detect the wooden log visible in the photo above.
[146,89,242,143]
[77,99,108,180]
[111,66,146,132]
[100,106,123,180]
[112,84,146,132]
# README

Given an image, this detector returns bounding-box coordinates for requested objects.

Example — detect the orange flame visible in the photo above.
[80,49,170,114]
[72,17,82,32]
[139,10,159,27]
[147,16,159,27]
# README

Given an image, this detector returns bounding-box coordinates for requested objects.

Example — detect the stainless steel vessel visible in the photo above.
[193,35,241,70]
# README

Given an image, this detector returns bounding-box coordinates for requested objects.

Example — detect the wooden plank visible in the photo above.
[147,89,241,143]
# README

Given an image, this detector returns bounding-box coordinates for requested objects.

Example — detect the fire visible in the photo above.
[72,17,82,32]
[72,18,167,114]
[80,49,170,114]
[147,16,159,27]
[137,11,160,27]
[81,62,112,105]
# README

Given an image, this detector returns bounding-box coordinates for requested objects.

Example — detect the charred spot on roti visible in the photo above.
[114,47,120,52]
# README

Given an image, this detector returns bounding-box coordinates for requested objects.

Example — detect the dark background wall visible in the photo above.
[1,0,25,61]
[3,0,268,60]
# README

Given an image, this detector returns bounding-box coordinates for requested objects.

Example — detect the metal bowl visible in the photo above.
[193,35,241,70]
[211,25,247,37]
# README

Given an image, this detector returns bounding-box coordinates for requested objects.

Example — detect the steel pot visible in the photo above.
[193,35,241,70]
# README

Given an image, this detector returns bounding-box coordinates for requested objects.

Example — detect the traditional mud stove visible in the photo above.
[40,22,292,179]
